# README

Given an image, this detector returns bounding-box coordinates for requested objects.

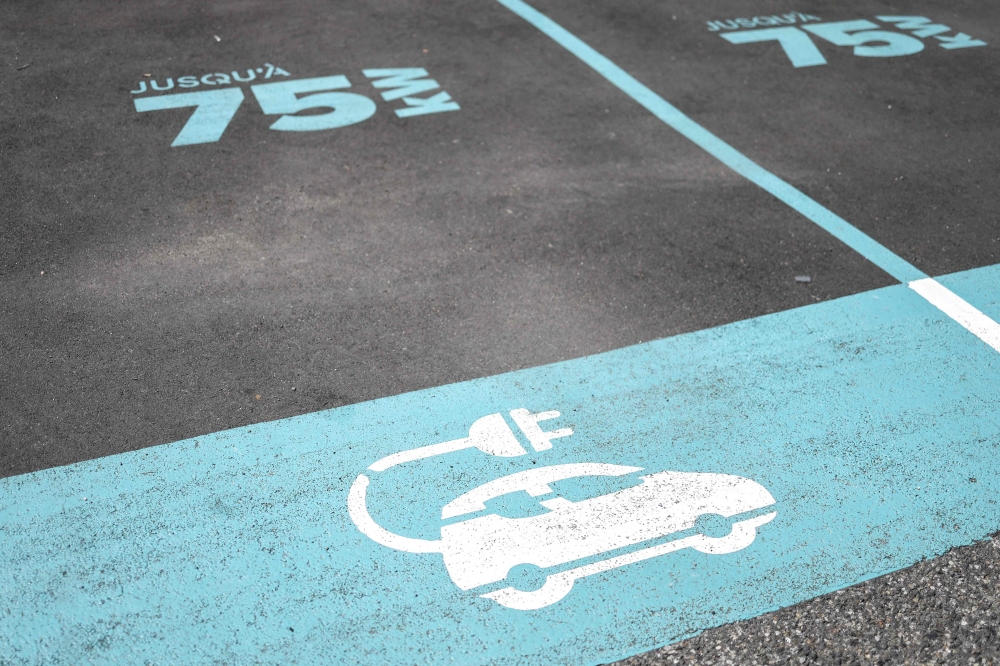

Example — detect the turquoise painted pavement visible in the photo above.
[3,263,999,665]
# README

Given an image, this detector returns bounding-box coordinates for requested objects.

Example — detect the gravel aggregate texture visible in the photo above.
[616,537,1000,666]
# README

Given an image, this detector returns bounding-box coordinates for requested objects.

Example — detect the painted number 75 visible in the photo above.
[721,20,923,68]
[134,76,375,147]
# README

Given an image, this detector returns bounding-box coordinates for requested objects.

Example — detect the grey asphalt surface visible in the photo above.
[615,536,1000,666]
[2,0,999,663]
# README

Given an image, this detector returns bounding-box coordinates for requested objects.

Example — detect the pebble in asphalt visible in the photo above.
[616,536,1000,666]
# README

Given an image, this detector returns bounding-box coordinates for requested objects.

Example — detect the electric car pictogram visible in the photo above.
[348,411,777,609]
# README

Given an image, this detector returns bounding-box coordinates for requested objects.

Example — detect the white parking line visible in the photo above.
[910,278,1000,353]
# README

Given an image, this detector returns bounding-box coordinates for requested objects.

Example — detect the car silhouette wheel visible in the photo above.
[694,512,732,538]
[505,563,549,592]
[485,573,578,610]
[690,515,766,555]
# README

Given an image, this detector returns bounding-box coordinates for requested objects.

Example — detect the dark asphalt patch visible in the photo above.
[1,0,891,477]
[529,0,1000,277]
[615,536,1000,666]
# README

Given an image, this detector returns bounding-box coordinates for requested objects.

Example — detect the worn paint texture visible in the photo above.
[2,263,999,664]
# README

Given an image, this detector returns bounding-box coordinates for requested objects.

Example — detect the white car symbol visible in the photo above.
[349,463,777,609]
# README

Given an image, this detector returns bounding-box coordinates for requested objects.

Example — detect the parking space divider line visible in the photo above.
[495,0,1000,354]
[495,0,926,284]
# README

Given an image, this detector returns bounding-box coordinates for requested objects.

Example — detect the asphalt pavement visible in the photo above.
[2,0,999,663]
[616,535,1000,665]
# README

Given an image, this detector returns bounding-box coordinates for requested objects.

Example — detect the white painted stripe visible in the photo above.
[909,278,1000,353]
